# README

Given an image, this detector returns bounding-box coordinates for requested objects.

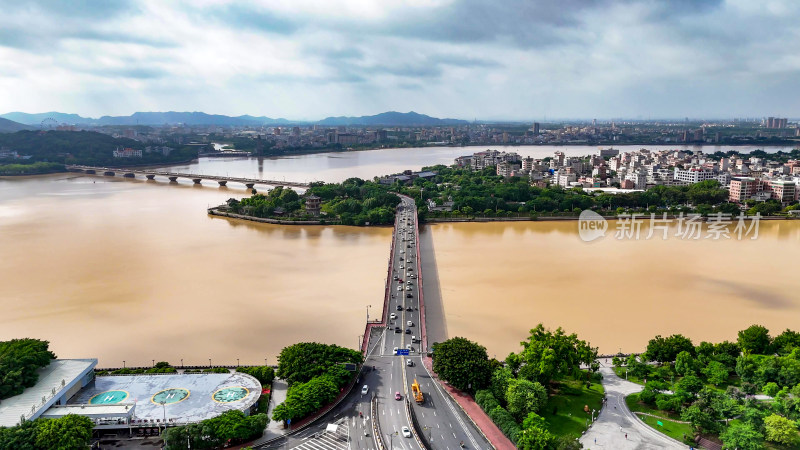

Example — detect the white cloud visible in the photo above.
[0,0,799,119]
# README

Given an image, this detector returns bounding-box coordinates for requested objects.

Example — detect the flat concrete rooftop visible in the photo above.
[69,372,261,425]
[0,359,96,428]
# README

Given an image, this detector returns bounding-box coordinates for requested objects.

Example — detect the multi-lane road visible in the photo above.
[259,196,490,450]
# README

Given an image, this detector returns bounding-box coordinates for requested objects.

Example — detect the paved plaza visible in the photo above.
[70,372,261,425]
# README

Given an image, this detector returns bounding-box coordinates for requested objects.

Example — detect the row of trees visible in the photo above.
[392,165,776,218]
[621,324,800,448]
[0,339,56,400]
[0,414,94,450]
[271,342,362,423]
[163,409,268,450]
[432,325,597,449]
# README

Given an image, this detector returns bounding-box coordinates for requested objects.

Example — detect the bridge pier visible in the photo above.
[123,173,135,178]
[245,183,255,189]
[145,174,155,180]
[168,176,178,182]
[217,180,227,186]
[103,171,115,176]
[192,179,202,184]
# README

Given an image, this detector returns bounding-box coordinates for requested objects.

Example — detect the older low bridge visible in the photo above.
[66,165,311,189]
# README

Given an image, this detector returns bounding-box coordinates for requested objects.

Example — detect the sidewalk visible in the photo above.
[253,378,288,445]
[423,357,515,450]
[579,365,685,449]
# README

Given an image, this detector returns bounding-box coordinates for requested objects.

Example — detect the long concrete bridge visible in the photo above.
[66,164,311,189]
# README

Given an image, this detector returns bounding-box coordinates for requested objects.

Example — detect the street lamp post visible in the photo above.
[123,360,125,369]
[209,358,212,368]
[366,305,372,322]
[159,401,167,445]
[237,358,240,367]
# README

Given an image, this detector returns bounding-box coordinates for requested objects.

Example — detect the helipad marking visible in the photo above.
[212,386,250,403]
[151,388,190,405]
[89,390,129,405]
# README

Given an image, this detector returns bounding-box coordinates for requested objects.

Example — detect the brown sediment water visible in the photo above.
[426,220,800,357]
[2,148,798,366]
[0,174,390,367]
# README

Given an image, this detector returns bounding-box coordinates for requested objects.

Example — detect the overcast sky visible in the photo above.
[1,0,799,120]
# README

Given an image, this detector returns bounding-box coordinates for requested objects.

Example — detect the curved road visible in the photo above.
[580,366,685,449]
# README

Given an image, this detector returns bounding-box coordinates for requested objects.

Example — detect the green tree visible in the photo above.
[276,342,362,386]
[772,329,800,354]
[738,325,771,355]
[0,420,39,450]
[645,334,694,363]
[0,338,56,400]
[516,412,554,450]
[505,379,547,421]
[720,422,764,450]
[489,367,514,406]
[515,324,597,385]
[432,337,492,394]
[763,382,780,397]
[764,413,799,446]
[681,404,719,433]
[702,361,729,386]
[626,354,649,379]
[34,415,94,450]
[675,350,696,376]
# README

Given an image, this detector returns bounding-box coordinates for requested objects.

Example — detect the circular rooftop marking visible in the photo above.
[212,386,250,403]
[151,388,190,405]
[89,390,128,405]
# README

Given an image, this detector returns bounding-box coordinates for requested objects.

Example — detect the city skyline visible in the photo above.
[1,0,800,120]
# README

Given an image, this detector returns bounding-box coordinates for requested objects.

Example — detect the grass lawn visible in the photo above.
[541,377,605,439]
[612,366,646,385]
[637,413,694,445]
[625,393,683,421]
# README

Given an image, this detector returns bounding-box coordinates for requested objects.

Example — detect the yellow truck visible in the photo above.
[411,378,424,404]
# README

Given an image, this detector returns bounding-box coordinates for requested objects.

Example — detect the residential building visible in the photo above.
[729,177,758,203]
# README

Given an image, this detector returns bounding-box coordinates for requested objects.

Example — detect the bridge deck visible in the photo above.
[67,165,310,188]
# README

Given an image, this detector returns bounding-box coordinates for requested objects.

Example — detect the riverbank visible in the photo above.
[208,207,341,225]
[424,214,795,223]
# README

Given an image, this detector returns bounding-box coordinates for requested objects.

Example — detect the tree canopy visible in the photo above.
[0,415,93,450]
[432,337,492,394]
[0,338,56,400]
[513,324,597,385]
[276,342,362,386]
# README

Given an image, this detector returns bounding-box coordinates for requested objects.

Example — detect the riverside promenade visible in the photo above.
[580,365,685,449]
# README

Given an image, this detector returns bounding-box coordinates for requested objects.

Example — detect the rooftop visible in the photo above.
[0,358,97,428]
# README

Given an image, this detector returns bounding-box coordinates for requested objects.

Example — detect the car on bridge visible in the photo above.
[401,427,411,438]
[395,392,402,400]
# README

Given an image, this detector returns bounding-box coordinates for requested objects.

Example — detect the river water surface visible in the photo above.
[1,144,798,365]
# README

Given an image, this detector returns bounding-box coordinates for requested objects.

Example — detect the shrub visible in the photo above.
[488,405,521,444]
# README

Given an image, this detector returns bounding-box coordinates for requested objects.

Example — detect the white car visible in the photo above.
[361,385,369,395]
[390,313,397,320]
[397,286,402,291]
[405,286,412,291]
[401,426,412,438]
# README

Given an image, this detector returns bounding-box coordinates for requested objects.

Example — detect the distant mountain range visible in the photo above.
[317,111,468,126]
[0,111,468,127]
[0,117,33,133]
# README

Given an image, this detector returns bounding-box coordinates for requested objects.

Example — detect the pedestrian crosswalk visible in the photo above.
[290,418,350,450]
